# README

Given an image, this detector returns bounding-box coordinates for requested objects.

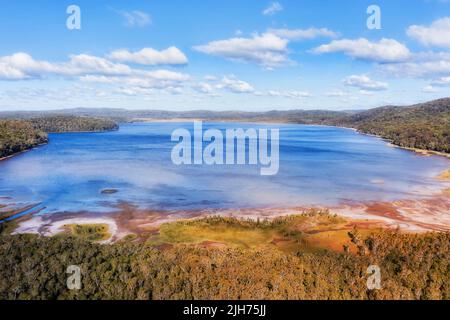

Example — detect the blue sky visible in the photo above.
[1,0,450,111]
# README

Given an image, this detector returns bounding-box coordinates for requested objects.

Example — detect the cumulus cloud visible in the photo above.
[343,75,388,91]
[80,70,189,89]
[108,47,188,65]
[192,76,255,95]
[325,89,348,97]
[432,76,450,86]
[359,90,375,96]
[0,52,133,80]
[117,10,151,27]
[313,38,411,63]
[422,85,438,93]
[378,51,450,78]
[193,82,216,94]
[262,2,283,16]
[216,76,254,93]
[407,18,450,48]
[268,27,338,40]
[267,90,311,98]
[0,52,192,98]
[193,33,290,69]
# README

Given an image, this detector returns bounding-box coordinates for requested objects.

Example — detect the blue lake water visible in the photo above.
[0,122,449,215]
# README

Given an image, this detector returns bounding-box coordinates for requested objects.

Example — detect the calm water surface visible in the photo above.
[0,122,449,215]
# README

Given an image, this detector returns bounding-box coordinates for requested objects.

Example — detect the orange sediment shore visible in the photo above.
[10,191,450,243]
[7,168,450,242]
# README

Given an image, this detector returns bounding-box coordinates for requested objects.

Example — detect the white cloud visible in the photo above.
[0,52,133,80]
[262,2,283,16]
[115,87,154,96]
[325,89,347,97]
[432,76,450,86]
[193,82,216,94]
[0,62,28,80]
[0,52,193,98]
[193,33,290,69]
[108,47,188,65]
[407,18,450,48]
[0,52,190,84]
[343,75,388,91]
[267,90,311,98]
[80,70,189,90]
[192,76,255,95]
[422,85,438,93]
[216,76,254,93]
[268,27,338,40]
[378,51,450,78]
[359,90,375,96]
[67,54,132,75]
[117,10,151,27]
[313,38,411,63]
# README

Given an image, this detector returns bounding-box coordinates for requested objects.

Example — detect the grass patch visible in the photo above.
[146,209,374,253]
[120,233,138,242]
[0,220,19,236]
[62,223,111,242]
[149,220,279,249]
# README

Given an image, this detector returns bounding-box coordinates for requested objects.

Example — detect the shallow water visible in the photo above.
[0,122,448,215]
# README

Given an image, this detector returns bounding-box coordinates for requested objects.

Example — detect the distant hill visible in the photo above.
[0,108,346,124]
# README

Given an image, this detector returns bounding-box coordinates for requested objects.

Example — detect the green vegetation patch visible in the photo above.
[62,223,111,242]
[0,120,48,158]
[29,116,118,133]
[147,210,353,253]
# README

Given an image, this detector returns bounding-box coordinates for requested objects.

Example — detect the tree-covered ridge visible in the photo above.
[29,116,119,133]
[0,116,118,159]
[0,120,48,158]
[335,98,450,153]
[0,229,447,300]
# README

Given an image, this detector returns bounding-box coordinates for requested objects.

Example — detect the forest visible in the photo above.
[0,116,118,159]
[28,116,119,133]
[333,98,450,153]
[0,214,448,300]
[0,120,48,158]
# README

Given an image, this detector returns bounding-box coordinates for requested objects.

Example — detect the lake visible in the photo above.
[0,122,449,216]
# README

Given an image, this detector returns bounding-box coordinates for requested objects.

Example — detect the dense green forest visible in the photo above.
[28,116,119,133]
[333,99,450,153]
[0,230,447,300]
[0,116,118,159]
[0,120,48,158]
